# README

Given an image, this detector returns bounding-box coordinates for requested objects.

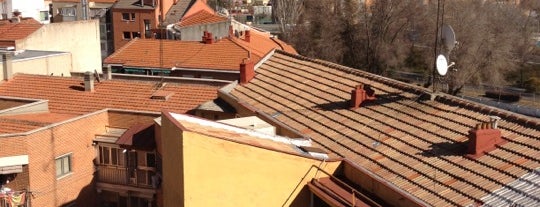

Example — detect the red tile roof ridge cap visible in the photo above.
[273,50,431,94]
[434,94,540,127]
[104,38,141,63]
[226,36,259,59]
[181,6,209,20]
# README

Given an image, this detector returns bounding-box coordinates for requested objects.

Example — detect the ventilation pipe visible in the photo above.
[2,52,13,81]
[84,71,94,92]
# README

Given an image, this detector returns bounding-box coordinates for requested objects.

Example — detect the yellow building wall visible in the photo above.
[181,132,341,207]
[161,115,185,207]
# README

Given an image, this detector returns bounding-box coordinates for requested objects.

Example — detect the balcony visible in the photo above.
[96,165,157,189]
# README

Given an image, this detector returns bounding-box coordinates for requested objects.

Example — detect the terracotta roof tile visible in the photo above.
[0,112,77,134]
[178,10,226,27]
[104,38,261,71]
[231,30,297,57]
[0,18,42,42]
[229,50,540,206]
[0,74,224,115]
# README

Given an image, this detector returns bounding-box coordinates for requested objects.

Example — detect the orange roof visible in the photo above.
[0,74,224,115]
[0,18,42,42]
[231,30,297,57]
[229,50,540,206]
[104,38,261,71]
[0,112,77,134]
[178,10,227,27]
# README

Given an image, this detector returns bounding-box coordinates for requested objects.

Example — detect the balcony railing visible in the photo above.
[96,165,156,188]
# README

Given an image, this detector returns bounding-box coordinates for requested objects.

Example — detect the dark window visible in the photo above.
[132,32,140,38]
[123,32,131,40]
[122,13,130,21]
[131,13,136,21]
[146,153,155,168]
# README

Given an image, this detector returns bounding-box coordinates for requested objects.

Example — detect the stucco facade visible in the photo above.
[160,112,342,207]
[0,52,72,79]
[17,20,103,73]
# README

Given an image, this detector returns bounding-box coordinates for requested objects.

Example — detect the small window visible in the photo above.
[56,154,72,178]
[40,11,49,21]
[59,7,76,17]
[132,32,140,38]
[123,32,131,40]
[131,13,136,21]
[122,13,130,21]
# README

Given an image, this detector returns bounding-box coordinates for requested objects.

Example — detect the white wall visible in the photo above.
[1,0,50,23]
[19,20,102,73]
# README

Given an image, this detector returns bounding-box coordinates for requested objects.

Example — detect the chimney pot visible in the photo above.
[350,84,366,109]
[84,71,95,92]
[239,59,255,85]
[2,52,13,81]
[104,65,112,80]
[245,30,251,42]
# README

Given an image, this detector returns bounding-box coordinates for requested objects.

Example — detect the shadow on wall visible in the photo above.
[59,176,97,207]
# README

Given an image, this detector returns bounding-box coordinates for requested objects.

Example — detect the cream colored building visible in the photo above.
[15,20,102,74]
[1,50,72,80]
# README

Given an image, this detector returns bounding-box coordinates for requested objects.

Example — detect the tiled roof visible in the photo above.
[229,51,540,206]
[163,0,196,25]
[0,112,77,134]
[178,10,226,27]
[113,0,155,10]
[104,38,261,71]
[0,18,42,42]
[231,30,297,57]
[0,74,224,115]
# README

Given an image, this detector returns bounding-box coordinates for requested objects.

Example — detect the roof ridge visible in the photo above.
[435,95,540,128]
[273,50,431,95]
[272,50,540,128]
[104,38,141,62]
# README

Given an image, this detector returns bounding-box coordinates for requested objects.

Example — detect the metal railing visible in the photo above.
[96,165,156,188]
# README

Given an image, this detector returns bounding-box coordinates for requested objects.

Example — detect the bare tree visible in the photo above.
[274,0,305,41]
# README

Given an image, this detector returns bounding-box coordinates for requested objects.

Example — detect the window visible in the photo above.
[132,32,140,39]
[40,11,49,21]
[56,154,71,178]
[99,146,125,166]
[122,13,130,20]
[59,7,76,17]
[123,32,131,40]
[122,13,135,21]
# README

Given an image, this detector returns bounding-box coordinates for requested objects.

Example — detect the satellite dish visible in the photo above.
[436,54,448,76]
[441,24,457,52]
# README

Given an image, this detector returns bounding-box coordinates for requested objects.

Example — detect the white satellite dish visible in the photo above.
[441,24,457,52]
[436,54,448,76]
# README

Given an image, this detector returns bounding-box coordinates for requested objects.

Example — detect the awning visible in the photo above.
[116,123,155,151]
[0,155,28,174]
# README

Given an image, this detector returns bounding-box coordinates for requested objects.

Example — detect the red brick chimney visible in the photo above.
[245,30,251,42]
[467,119,506,159]
[239,58,255,85]
[350,84,376,109]
[202,31,213,44]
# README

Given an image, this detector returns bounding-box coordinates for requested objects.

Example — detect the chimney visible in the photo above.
[84,71,94,92]
[228,25,234,37]
[466,121,506,158]
[350,84,376,109]
[239,58,255,85]
[2,52,13,81]
[11,10,21,23]
[103,65,112,80]
[245,30,251,42]
[202,31,213,44]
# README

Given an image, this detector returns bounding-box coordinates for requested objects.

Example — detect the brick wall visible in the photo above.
[112,9,156,51]
[24,111,109,207]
